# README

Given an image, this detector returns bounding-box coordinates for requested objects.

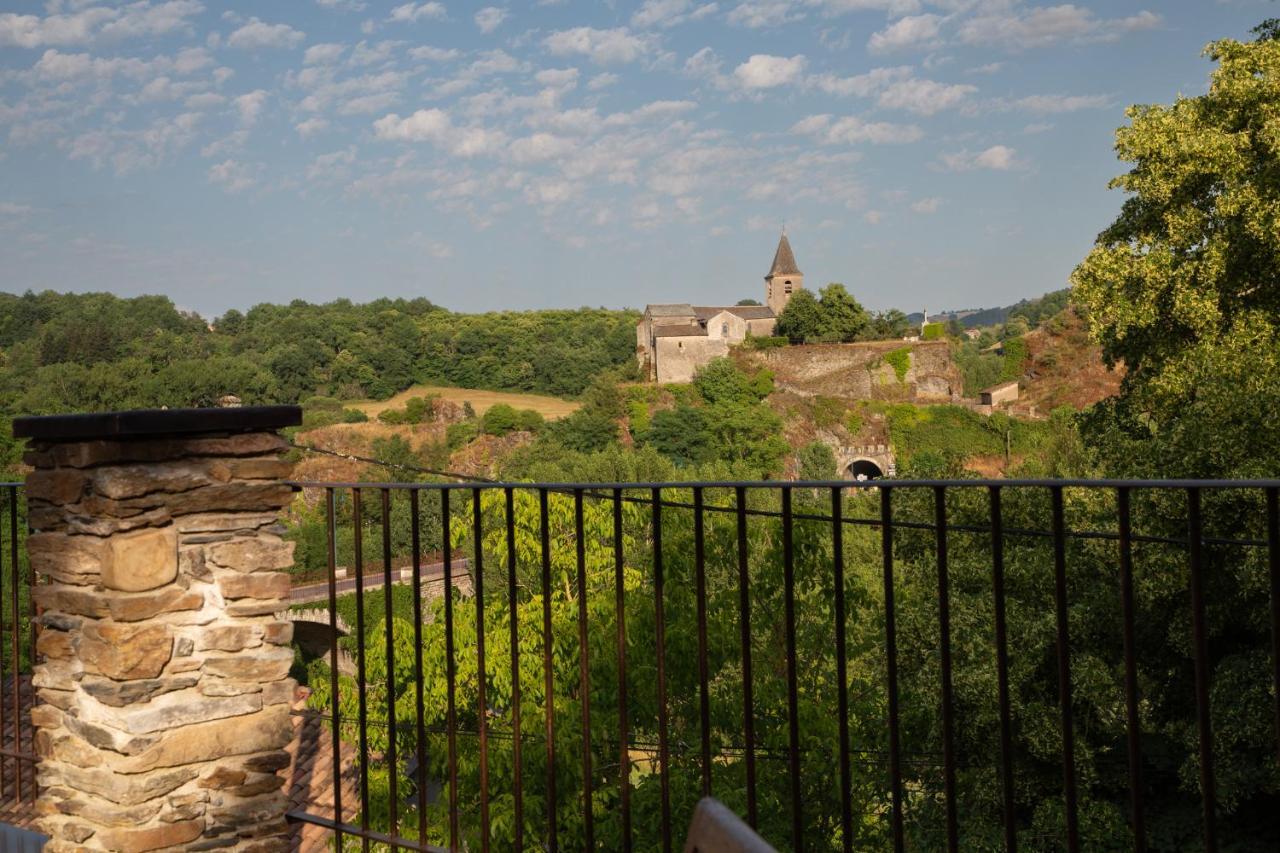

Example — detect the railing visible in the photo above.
[0,485,35,829]
[284,479,1280,852]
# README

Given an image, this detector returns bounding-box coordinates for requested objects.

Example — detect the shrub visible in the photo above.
[883,347,911,383]
[341,408,368,423]
[378,408,406,425]
[921,322,945,341]
[745,335,788,350]
[446,421,479,450]
[1001,336,1029,382]
[797,441,837,480]
[811,396,845,429]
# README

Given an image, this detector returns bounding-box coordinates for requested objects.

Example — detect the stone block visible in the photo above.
[80,623,172,680]
[96,817,204,851]
[207,536,294,572]
[197,624,264,652]
[176,512,279,534]
[92,462,216,500]
[203,646,293,681]
[102,525,178,592]
[33,584,109,619]
[110,704,292,774]
[35,629,74,661]
[83,689,262,735]
[261,620,292,645]
[106,586,204,622]
[28,532,108,585]
[26,469,88,504]
[59,763,197,806]
[198,765,246,790]
[217,570,290,601]
[81,674,199,707]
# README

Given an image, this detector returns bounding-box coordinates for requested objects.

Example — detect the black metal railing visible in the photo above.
[284,479,1280,852]
[0,485,36,828]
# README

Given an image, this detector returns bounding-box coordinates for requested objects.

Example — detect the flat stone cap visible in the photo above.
[13,406,302,442]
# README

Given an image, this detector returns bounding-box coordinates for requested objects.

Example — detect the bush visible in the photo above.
[883,347,911,383]
[446,422,478,450]
[797,441,836,480]
[921,322,945,341]
[745,335,788,350]
[378,408,406,425]
[811,396,845,429]
[1001,336,1029,382]
[341,408,368,423]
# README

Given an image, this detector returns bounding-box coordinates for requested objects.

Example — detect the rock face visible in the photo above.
[23,417,299,852]
[741,339,963,402]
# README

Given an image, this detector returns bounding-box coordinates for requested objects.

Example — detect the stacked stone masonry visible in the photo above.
[24,430,298,852]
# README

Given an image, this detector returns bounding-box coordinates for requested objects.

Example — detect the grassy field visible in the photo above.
[350,385,580,421]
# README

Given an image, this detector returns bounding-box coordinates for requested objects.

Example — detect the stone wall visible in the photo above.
[17,408,301,852]
[654,336,730,384]
[741,340,962,401]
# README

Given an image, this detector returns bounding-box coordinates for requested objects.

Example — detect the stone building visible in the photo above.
[637,232,804,383]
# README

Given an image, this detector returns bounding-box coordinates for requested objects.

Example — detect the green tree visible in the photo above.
[817,283,869,342]
[773,289,825,344]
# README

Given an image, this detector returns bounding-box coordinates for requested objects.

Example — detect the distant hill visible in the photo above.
[907,288,1070,330]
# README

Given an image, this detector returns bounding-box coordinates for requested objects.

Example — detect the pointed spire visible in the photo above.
[767,231,801,277]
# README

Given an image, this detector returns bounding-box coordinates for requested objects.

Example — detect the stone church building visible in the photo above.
[637,232,805,383]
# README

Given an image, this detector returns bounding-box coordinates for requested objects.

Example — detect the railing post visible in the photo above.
[14,406,301,852]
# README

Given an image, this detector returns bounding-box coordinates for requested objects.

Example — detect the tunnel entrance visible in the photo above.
[848,459,884,481]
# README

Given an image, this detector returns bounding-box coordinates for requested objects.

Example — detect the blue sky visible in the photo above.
[0,1,1270,318]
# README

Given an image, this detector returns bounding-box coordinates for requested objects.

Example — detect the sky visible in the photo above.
[0,0,1271,319]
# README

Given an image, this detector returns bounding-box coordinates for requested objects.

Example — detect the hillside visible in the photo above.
[348,385,579,420]
[1014,308,1122,412]
[910,288,1071,329]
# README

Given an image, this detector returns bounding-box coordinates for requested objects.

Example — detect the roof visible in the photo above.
[981,380,1019,393]
[693,305,776,321]
[644,303,695,317]
[654,323,708,338]
[766,232,801,277]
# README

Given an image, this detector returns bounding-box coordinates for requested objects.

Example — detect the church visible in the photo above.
[636,232,804,383]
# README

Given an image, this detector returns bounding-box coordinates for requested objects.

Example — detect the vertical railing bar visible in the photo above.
[1186,487,1217,852]
[505,487,524,853]
[353,489,370,851]
[781,486,802,850]
[538,489,557,852]
[573,489,594,850]
[325,489,344,849]
[0,485,8,804]
[1050,486,1079,853]
[614,487,632,852]
[881,487,905,852]
[693,486,712,798]
[410,490,428,845]
[989,487,1017,853]
[652,487,672,853]
[736,486,758,829]
[1268,487,1280,775]
[381,489,399,842]
[9,485,19,803]
[1116,487,1146,851]
[24,486,34,802]
[443,489,459,851]
[935,486,959,852]
[831,487,853,853]
[473,488,491,852]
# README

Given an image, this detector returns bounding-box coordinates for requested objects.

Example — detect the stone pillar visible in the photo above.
[14,407,302,852]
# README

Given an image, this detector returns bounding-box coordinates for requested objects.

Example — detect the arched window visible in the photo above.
[721,322,729,337]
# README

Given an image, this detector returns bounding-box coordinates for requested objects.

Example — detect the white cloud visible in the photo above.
[295,117,330,138]
[535,67,579,89]
[372,109,507,157]
[227,18,305,50]
[509,132,577,163]
[792,113,923,145]
[863,210,882,225]
[0,202,33,217]
[544,27,653,65]
[409,45,459,61]
[632,0,719,28]
[809,65,911,97]
[876,78,975,115]
[733,54,806,89]
[1014,93,1110,113]
[967,62,1004,75]
[959,5,1161,50]
[868,14,940,54]
[939,144,1021,171]
[475,7,507,33]
[0,1,202,48]
[304,43,346,65]
[387,3,447,23]
[208,159,255,193]
[726,0,800,28]
[186,92,225,109]
[911,197,940,214]
[316,0,368,10]
[588,72,618,90]
[233,89,268,126]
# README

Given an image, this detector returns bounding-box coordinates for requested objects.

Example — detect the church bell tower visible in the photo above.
[765,230,803,315]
